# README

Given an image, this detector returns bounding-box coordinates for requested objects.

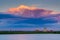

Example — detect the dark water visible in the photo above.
[0,34,60,40]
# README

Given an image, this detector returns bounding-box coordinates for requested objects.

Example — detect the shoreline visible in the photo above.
[0,31,60,34]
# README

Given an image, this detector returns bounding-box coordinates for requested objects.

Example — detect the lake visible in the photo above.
[0,34,60,40]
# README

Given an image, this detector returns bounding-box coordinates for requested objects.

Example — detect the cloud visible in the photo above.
[0,5,60,31]
[5,5,60,24]
[7,5,60,18]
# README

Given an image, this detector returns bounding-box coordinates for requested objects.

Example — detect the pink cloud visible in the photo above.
[7,5,60,18]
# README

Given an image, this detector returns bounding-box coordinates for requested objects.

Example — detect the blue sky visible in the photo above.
[0,0,60,31]
[0,0,60,12]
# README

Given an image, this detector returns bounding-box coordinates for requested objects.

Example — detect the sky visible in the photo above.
[0,0,60,12]
[0,0,60,31]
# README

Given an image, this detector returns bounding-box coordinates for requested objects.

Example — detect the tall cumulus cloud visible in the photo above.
[7,5,60,18]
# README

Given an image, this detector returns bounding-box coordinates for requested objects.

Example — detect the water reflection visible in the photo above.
[0,34,60,40]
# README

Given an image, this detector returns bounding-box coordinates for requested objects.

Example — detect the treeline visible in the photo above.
[0,31,60,34]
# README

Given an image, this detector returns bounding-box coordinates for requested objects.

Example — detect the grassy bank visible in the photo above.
[0,31,60,34]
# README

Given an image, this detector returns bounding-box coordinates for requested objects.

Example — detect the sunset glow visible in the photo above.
[0,0,60,31]
[7,5,60,18]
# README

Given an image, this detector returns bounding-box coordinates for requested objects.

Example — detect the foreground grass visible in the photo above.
[0,31,60,34]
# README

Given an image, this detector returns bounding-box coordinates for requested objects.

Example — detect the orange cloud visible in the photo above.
[7,5,60,18]
[17,5,37,10]
[8,5,37,13]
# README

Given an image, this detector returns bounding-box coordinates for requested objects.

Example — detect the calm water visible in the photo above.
[0,34,60,40]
